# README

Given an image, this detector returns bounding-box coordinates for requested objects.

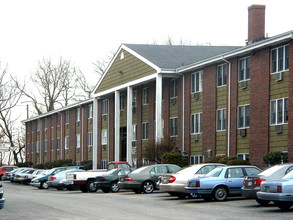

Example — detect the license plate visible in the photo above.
[162,177,168,184]
[265,186,270,192]
[248,181,252,186]
[120,178,124,182]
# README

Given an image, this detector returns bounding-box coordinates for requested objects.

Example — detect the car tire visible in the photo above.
[102,188,110,193]
[86,179,98,192]
[168,192,176,196]
[56,186,66,190]
[276,202,293,210]
[40,181,49,189]
[213,187,228,201]
[256,198,270,206]
[202,195,213,201]
[80,185,89,193]
[142,181,154,194]
[133,189,141,194]
[110,181,119,193]
[0,175,4,181]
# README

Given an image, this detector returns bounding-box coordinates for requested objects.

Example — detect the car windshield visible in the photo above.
[131,166,148,174]
[258,165,283,176]
[283,170,293,179]
[107,169,118,175]
[206,167,223,177]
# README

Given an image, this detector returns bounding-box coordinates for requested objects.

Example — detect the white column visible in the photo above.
[156,73,163,144]
[114,91,120,161]
[93,97,98,170]
[126,86,133,165]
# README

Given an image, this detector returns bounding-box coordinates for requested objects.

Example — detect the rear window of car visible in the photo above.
[283,170,293,179]
[259,165,283,176]
[150,166,168,174]
[118,164,130,169]
[206,167,223,177]
[168,165,181,173]
[245,167,261,176]
[196,165,218,175]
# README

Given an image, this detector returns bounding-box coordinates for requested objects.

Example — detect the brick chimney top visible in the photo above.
[248,4,266,44]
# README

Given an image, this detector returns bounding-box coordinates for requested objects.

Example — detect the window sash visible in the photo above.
[65,136,69,149]
[238,105,250,128]
[238,57,251,81]
[76,134,80,148]
[143,88,149,105]
[271,45,289,73]
[76,108,80,122]
[101,130,107,145]
[142,123,149,140]
[216,109,226,131]
[191,72,202,93]
[217,64,227,86]
[170,118,178,136]
[65,111,69,124]
[191,113,202,134]
[120,95,124,110]
[133,124,137,141]
[270,98,288,125]
[170,79,178,98]
[101,101,107,115]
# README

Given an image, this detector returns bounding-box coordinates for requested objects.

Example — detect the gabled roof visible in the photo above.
[124,44,242,70]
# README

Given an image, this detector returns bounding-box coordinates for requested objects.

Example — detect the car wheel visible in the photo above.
[142,181,154,194]
[110,181,120,193]
[80,185,89,193]
[133,189,142,194]
[56,186,66,190]
[168,192,176,196]
[276,202,293,210]
[102,188,110,193]
[0,175,4,181]
[256,198,270,206]
[86,179,98,192]
[188,193,198,199]
[177,193,187,199]
[202,195,213,201]
[213,187,228,201]
[40,181,49,189]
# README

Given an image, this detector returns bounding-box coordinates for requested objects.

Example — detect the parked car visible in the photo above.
[185,165,261,201]
[0,184,4,209]
[0,166,18,181]
[257,169,293,210]
[31,166,87,189]
[118,164,181,194]
[48,169,85,190]
[242,163,293,205]
[26,169,46,183]
[10,168,29,182]
[94,168,133,193]
[159,163,225,199]
[14,168,35,184]
[2,168,19,181]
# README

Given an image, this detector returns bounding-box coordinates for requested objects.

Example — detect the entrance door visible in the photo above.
[120,127,127,161]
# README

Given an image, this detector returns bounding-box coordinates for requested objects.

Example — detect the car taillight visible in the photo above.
[243,179,246,185]
[73,174,76,180]
[16,175,20,178]
[277,185,282,193]
[99,177,105,181]
[254,179,266,185]
[169,176,176,183]
[51,177,56,180]
[124,176,133,181]
[196,181,200,187]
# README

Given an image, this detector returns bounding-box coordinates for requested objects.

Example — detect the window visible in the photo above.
[101,160,108,169]
[238,105,250,128]
[238,57,251,81]
[191,113,202,134]
[51,139,54,151]
[133,124,137,141]
[88,104,93,118]
[142,122,149,140]
[271,45,289,74]
[270,98,288,125]
[51,116,54,128]
[57,114,60,127]
[237,153,249,161]
[56,138,60,151]
[216,109,226,131]
[65,111,69,125]
[44,118,48,130]
[191,71,203,93]
[44,140,47,152]
[87,132,93,146]
[36,120,39,132]
[132,91,137,107]
[76,108,80,122]
[31,142,33,153]
[227,168,244,178]
[143,87,149,105]
[65,136,69,150]
[76,134,80,148]
[170,79,178,98]
[101,100,108,115]
[217,64,227,87]
[36,141,39,153]
[120,94,124,110]
[101,130,107,145]
[190,155,203,165]
[170,117,178,136]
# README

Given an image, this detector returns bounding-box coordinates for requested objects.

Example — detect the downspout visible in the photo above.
[107,99,110,163]
[178,73,185,154]
[221,56,231,157]
[81,106,84,162]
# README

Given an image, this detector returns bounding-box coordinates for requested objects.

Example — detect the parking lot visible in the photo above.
[1,181,293,220]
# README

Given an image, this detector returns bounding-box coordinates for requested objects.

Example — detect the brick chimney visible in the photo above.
[248,4,266,43]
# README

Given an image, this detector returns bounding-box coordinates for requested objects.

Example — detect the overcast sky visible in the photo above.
[1,0,292,82]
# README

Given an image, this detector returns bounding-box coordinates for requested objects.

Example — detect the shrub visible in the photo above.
[226,159,250,165]
[263,152,288,166]
[33,163,45,169]
[204,156,250,165]
[15,161,33,167]
[43,161,55,169]
[162,151,188,168]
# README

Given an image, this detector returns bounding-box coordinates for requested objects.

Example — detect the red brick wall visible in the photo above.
[148,82,155,142]
[184,73,191,155]
[52,115,57,161]
[69,109,76,164]
[248,5,265,42]
[33,121,37,164]
[136,86,142,166]
[97,101,102,167]
[177,77,183,149]
[109,95,115,162]
[163,79,170,138]
[249,47,270,167]
[202,65,217,156]
[82,105,88,161]
[47,117,52,162]
[288,40,293,161]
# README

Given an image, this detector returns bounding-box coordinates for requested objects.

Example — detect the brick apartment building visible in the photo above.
[24,5,293,169]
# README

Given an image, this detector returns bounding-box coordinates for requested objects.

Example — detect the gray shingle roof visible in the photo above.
[124,44,242,70]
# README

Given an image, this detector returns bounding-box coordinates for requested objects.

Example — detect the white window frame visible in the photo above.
[76,134,80,149]
[51,116,54,128]
[36,120,39,132]
[191,113,202,134]
[101,160,108,169]
[56,138,60,151]
[170,117,178,137]
[133,124,137,141]
[216,109,226,131]
[143,87,149,105]
[101,130,107,145]
[101,100,108,116]
[270,98,288,125]
[237,153,249,161]
[271,45,289,74]
[132,90,137,107]
[36,141,39,153]
[191,71,203,93]
[76,108,80,122]
[57,114,60,127]
[237,105,250,129]
[170,79,178,98]
[217,64,227,87]
[65,136,69,150]
[142,122,149,140]
[44,118,48,130]
[87,132,93,147]
[190,155,203,165]
[238,56,251,82]
[65,111,69,125]
[44,140,47,153]
[51,139,54,151]
[88,104,93,118]
[120,94,125,110]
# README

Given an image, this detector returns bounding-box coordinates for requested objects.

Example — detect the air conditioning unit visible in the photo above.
[276,72,283,81]
[240,81,247,89]
[204,149,212,159]
[194,92,199,100]
[171,98,176,105]
[193,134,198,141]
[240,129,247,137]
[275,125,283,134]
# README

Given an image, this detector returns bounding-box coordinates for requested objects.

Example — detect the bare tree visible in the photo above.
[0,64,24,164]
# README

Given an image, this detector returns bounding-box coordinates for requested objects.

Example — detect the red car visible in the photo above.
[0,166,18,181]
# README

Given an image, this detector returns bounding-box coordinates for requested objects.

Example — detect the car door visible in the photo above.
[225,167,246,194]
[149,166,168,182]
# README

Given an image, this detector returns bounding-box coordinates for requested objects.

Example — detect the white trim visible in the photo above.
[127,86,133,166]
[155,74,163,144]
[92,97,98,170]
[115,90,120,161]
